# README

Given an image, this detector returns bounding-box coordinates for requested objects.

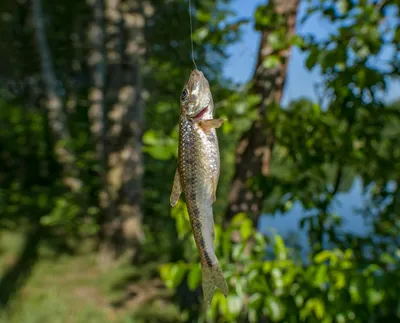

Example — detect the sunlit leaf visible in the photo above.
[187,265,201,291]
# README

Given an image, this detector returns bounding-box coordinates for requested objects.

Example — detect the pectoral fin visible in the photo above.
[170,169,182,207]
[199,119,225,132]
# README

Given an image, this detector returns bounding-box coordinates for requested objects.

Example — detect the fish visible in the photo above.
[170,69,228,307]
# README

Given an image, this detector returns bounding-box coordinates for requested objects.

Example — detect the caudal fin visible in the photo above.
[202,263,228,307]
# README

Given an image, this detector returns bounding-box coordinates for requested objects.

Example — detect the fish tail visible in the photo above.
[201,262,228,307]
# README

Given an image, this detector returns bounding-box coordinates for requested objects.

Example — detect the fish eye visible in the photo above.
[181,89,188,100]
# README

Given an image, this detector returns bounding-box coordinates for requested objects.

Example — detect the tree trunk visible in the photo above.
[98,0,149,265]
[32,0,82,192]
[225,0,299,225]
[87,0,110,236]
[88,0,107,169]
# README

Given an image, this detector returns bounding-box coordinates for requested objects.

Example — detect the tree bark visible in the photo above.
[87,0,107,169]
[87,0,110,234]
[98,0,150,265]
[32,0,82,192]
[225,0,299,224]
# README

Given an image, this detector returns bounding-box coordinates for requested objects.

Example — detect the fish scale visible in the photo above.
[179,117,214,266]
[170,69,228,307]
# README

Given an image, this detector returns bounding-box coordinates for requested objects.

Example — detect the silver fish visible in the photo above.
[170,69,228,307]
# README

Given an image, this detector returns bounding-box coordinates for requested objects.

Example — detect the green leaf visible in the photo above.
[303,298,325,320]
[231,212,248,225]
[283,200,293,212]
[214,292,228,316]
[227,295,243,318]
[159,263,187,289]
[222,118,234,134]
[187,265,201,291]
[197,10,211,23]
[268,31,285,50]
[159,264,173,289]
[142,129,158,145]
[305,51,318,70]
[314,250,332,264]
[314,264,328,287]
[349,280,362,303]
[290,35,305,48]
[263,262,272,273]
[170,264,187,288]
[333,271,346,289]
[194,27,209,42]
[143,146,172,160]
[248,293,263,309]
[312,298,325,319]
[232,243,245,261]
[338,0,349,14]
[240,218,253,240]
[248,308,258,323]
[262,55,281,69]
[265,296,286,322]
[274,235,287,260]
[367,289,384,305]
[295,294,304,308]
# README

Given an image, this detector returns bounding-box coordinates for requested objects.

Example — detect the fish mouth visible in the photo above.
[189,106,208,120]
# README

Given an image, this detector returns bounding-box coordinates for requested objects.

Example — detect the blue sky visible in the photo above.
[221,1,399,240]
[223,0,400,106]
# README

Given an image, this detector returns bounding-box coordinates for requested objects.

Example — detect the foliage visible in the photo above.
[0,96,100,238]
[161,214,400,322]
[159,0,400,321]
[0,0,399,322]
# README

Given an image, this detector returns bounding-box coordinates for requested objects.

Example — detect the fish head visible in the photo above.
[180,69,213,120]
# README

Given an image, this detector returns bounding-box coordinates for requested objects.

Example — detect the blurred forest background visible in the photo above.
[0,0,399,322]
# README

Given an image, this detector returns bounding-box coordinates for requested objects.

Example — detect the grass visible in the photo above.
[0,230,182,323]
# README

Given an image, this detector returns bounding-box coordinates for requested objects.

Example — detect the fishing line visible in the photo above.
[188,0,198,70]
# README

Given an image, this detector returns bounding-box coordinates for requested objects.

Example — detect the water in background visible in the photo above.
[258,178,370,256]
